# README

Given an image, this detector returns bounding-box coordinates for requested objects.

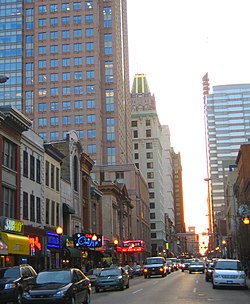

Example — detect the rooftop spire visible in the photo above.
[131,73,150,94]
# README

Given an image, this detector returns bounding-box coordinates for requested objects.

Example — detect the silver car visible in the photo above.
[212,259,247,289]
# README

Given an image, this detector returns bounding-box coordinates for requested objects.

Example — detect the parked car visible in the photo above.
[0,264,37,304]
[95,267,129,292]
[86,268,103,286]
[143,256,167,278]
[166,261,173,274]
[212,259,247,289]
[205,262,214,282]
[132,265,143,276]
[21,268,91,304]
[122,265,134,279]
[189,261,205,274]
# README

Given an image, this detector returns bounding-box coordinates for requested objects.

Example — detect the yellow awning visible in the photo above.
[1,232,30,255]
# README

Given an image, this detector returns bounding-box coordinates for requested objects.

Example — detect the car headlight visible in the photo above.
[239,274,246,279]
[23,292,31,298]
[54,289,67,297]
[159,267,163,272]
[143,268,148,273]
[4,283,16,289]
[214,273,221,278]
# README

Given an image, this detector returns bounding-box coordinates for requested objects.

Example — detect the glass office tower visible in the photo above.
[206,84,250,213]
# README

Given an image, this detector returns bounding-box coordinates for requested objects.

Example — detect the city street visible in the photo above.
[92,270,250,304]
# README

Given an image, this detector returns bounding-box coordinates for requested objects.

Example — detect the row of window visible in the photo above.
[37,85,95,97]
[37,100,96,111]
[131,120,151,127]
[134,142,153,150]
[23,192,41,223]
[134,152,153,159]
[45,161,60,191]
[39,115,97,126]
[37,2,93,13]
[133,129,152,138]
[23,151,41,183]
[37,15,93,27]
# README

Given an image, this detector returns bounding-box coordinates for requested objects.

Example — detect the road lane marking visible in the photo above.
[193,287,197,293]
[133,289,143,294]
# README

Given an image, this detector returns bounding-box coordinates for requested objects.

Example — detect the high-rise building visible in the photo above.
[0,0,132,166]
[131,73,174,256]
[206,84,250,213]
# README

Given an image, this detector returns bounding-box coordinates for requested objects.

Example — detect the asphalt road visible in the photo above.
[91,270,250,304]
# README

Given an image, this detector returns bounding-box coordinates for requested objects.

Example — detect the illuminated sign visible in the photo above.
[0,217,24,233]
[28,236,42,256]
[121,240,145,253]
[74,233,102,248]
[47,232,60,249]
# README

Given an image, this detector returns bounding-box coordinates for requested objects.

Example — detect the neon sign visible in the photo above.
[74,233,102,248]
[121,240,145,253]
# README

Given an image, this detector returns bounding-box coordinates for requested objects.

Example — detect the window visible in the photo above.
[50,59,58,67]
[85,42,94,51]
[38,88,47,98]
[86,70,94,79]
[87,129,96,138]
[85,14,93,23]
[38,18,46,27]
[62,101,71,110]
[45,161,49,186]
[87,114,96,123]
[131,121,137,127]
[36,159,41,183]
[62,16,70,25]
[147,162,153,169]
[50,102,59,111]
[86,85,95,93]
[148,182,154,189]
[38,46,46,55]
[56,168,59,191]
[50,132,59,141]
[50,87,59,96]
[74,29,82,38]
[2,187,15,218]
[74,15,82,24]
[2,139,16,170]
[30,194,35,221]
[146,129,151,137]
[74,43,82,52]
[74,57,82,66]
[85,28,94,37]
[51,201,55,226]
[106,89,114,111]
[38,32,46,41]
[133,130,138,138]
[39,132,47,141]
[50,17,58,26]
[62,87,70,95]
[104,33,112,55]
[151,223,156,229]
[62,30,70,39]
[74,71,82,80]
[149,192,155,199]
[62,3,70,12]
[75,115,83,124]
[150,213,156,219]
[62,72,70,81]
[74,100,83,109]
[74,156,78,191]
[86,99,95,108]
[105,61,113,82]
[134,153,139,160]
[23,192,29,220]
[146,152,153,159]
[62,58,70,67]
[150,202,155,209]
[146,119,151,126]
[85,1,93,9]
[103,6,112,27]
[87,144,96,154]
[50,31,58,40]
[74,86,83,94]
[86,56,94,64]
[134,143,138,150]
[151,233,157,238]
[147,172,154,179]
[23,151,29,177]
[146,142,153,149]
[50,73,58,82]
[62,44,70,52]
[107,147,116,165]
[50,4,58,12]
[38,60,46,68]
[46,199,49,225]
[38,5,47,13]
[36,197,41,223]
[50,117,59,126]
[63,116,71,125]
[50,45,58,53]
[30,155,35,180]
[38,74,47,83]
[38,118,47,127]
[51,164,55,189]
[74,2,81,10]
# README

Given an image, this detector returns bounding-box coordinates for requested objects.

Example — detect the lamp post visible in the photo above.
[91,234,97,268]
[56,226,63,268]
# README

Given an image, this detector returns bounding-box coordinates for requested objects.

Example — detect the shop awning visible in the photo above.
[1,232,30,255]
[63,203,75,214]
[0,239,8,255]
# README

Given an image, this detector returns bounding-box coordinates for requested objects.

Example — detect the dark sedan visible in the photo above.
[21,268,91,304]
[205,262,214,282]
[95,267,129,292]
[189,261,205,274]
[86,268,103,286]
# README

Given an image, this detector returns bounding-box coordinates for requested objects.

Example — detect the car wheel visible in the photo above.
[83,292,91,304]
[120,283,124,291]
[126,281,129,288]
[144,275,147,279]
[16,289,23,304]
[70,296,76,304]
[182,269,184,272]
[212,283,217,289]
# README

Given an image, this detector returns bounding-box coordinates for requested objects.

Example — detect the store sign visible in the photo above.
[121,240,145,253]
[74,233,102,248]
[28,235,42,256]
[0,217,23,233]
[47,232,60,249]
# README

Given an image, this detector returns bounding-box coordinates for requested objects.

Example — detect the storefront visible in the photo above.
[0,217,30,266]
[0,239,8,267]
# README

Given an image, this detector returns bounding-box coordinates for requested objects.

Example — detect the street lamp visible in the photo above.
[56,226,63,268]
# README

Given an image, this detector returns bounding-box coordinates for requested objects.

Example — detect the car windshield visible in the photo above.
[36,271,71,284]
[145,258,164,265]
[214,260,243,271]
[0,268,20,279]
[99,269,121,277]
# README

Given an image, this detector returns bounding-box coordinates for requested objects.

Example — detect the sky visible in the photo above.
[127,0,250,234]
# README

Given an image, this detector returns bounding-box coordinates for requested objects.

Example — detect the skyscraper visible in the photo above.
[0,0,132,166]
[206,84,250,213]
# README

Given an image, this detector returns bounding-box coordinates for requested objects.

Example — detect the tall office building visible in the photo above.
[0,0,132,166]
[131,73,174,256]
[206,84,250,214]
